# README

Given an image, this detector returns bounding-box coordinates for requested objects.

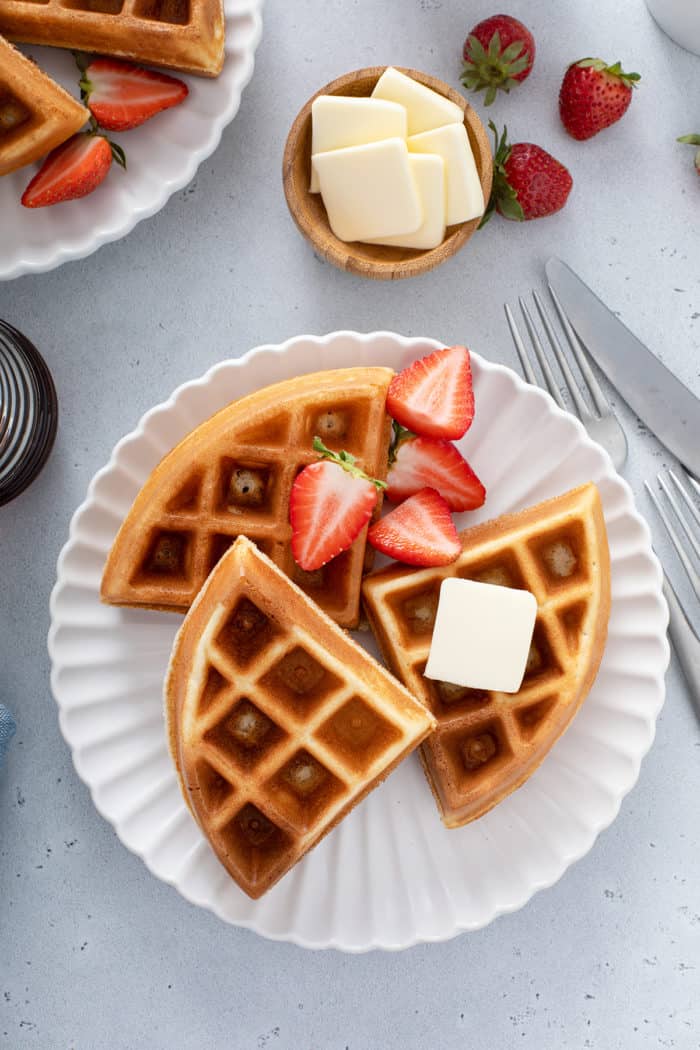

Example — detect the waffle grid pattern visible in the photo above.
[102,369,393,626]
[0,0,224,75]
[169,537,434,897]
[0,36,88,175]
[362,486,609,827]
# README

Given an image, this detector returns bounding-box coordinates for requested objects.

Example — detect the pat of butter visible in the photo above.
[309,95,407,193]
[408,123,484,226]
[313,138,422,243]
[371,66,464,136]
[425,578,538,694]
[365,153,446,250]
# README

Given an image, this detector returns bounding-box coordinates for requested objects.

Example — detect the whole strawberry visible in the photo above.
[677,134,700,175]
[559,59,640,140]
[482,122,572,223]
[461,14,535,106]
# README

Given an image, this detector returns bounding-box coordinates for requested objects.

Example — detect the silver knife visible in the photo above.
[546,256,700,478]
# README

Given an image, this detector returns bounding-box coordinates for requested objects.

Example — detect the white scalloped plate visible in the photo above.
[48,331,669,952]
[0,0,263,281]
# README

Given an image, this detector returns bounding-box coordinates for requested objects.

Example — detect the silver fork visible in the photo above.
[505,288,628,471]
[644,468,700,715]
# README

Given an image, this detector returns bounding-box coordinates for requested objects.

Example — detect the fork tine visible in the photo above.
[670,467,700,528]
[662,470,700,561]
[547,282,612,417]
[532,291,592,421]
[518,297,567,410]
[504,303,538,385]
[687,471,700,499]
[645,480,700,602]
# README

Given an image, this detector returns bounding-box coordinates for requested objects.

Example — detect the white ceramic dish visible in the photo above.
[48,331,669,952]
[0,0,263,281]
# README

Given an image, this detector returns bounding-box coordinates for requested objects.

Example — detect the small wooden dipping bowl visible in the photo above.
[283,67,494,281]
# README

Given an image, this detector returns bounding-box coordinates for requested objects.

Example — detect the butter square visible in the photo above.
[313,138,422,243]
[408,123,484,226]
[371,66,464,136]
[309,95,407,192]
[424,578,538,694]
[365,153,446,250]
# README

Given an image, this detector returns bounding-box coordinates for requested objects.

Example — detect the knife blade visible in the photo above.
[546,256,700,478]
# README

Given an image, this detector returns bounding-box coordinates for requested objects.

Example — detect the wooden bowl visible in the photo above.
[283,67,494,281]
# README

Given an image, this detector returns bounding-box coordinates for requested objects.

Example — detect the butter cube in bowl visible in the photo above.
[283,67,494,280]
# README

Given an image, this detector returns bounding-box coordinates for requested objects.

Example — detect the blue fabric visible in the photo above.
[0,704,16,768]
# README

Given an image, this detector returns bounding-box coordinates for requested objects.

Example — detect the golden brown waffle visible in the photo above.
[165,536,436,898]
[101,367,394,628]
[0,36,88,176]
[362,484,610,828]
[0,0,225,77]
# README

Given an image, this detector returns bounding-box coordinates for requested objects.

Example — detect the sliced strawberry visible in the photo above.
[290,440,384,571]
[387,346,474,440]
[368,488,461,567]
[387,435,485,512]
[80,58,188,132]
[21,132,124,208]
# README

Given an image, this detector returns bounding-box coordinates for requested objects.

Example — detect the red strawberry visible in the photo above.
[483,122,572,223]
[387,436,485,512]
[461,14,535,105]
[21,132,125,208]
[80,58,188,132]
[368,488,460,567]
[290,439,384,571]
[678,134,700,174]
[559,59,640,141]
[387,347,474,440]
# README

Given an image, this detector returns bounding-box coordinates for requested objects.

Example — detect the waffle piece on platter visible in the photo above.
[362,483,611,828]
[0,0,225,77]
[0,36,88,176]
[165,536,436,898]
[101,367,394,628]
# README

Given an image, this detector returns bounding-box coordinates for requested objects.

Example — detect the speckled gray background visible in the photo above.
[2,1,699,1047]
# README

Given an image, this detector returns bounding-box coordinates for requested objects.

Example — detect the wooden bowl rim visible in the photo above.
[282,66,494,281]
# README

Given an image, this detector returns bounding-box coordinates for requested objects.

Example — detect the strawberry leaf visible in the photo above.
[312,437,386,489]
[465,34,488,64]
[479,121,525,225]
[110,140,127,170]
[487,30,502,60]
[388,420,415,465]
[501,41,525,63]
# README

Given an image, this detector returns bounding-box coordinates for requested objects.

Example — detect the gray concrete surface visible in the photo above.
[1,1,699,1047]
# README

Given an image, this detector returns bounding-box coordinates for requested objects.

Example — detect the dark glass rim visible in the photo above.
[0,320,58,508]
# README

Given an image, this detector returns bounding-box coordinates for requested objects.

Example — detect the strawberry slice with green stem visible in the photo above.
[290,438,386,572]
[78,55,188,132]
[387,346,474,440]
[21,130,125,208]
[387,428,485,511]
[368,488,461,567]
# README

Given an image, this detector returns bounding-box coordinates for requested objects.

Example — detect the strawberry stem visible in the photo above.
[574,57,641,88]
[73,50,91,75]
[479,122,524,227]
[312,437,387,490]
[388,420,414,465]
